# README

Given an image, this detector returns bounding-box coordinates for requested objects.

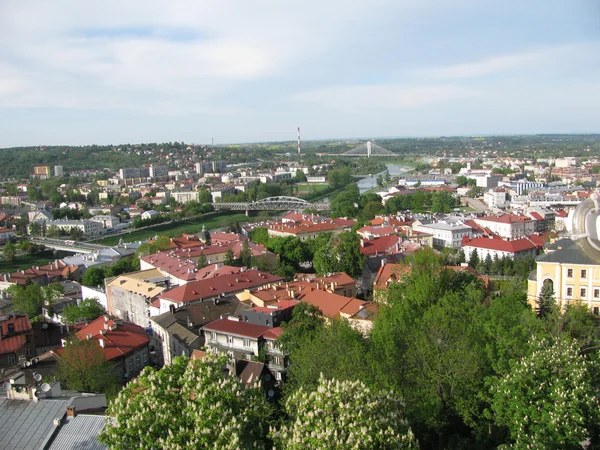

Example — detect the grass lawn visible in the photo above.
[296,183,329,195]
[94,212,251,246]
[0,251,57,274]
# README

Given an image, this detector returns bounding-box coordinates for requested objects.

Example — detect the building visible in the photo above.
[527,238,600,313]
[88,215,120,229]
[57,315,151,379]
[462,236,541,261]
[171,190,200,204]
[237,272,357,307]
[150,296,243,366]
[156,270,283,314]
[473,214,536,240]
[53,165,64,177]
[267,218,356,241]
[202,301,296,383]
[0,227,15,244]
[483,188,508,209]
[105,269,170,328]
[141,210,160,221]
[44,219,103,238]
[33,166,51,179]
[412,221,473,249]
[0,314,35,368]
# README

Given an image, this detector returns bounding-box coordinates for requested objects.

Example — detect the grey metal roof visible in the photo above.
[0,398,67,450]
[46,414,107,450]
[537,239,595,265]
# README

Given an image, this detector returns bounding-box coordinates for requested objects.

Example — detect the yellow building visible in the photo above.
[33,166,51,179]
[527,238,600,314]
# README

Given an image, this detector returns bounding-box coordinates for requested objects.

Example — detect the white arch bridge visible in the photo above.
[213,196,330,215]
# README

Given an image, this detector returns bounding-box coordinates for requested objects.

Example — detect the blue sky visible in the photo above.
[1,0,599,147]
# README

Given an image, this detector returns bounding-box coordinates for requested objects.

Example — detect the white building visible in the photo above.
[412,221,473,249]
[45,219,103,238]
[141,210,160,220]
[81,285,108,311]
[473,214,536,240]
[89,215,120,229]
[483,188,508,209]
[171,190,200,204]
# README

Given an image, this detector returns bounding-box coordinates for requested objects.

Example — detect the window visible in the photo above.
[128,359,134,371]
[566,287,573,297]
[594,289,600,299]
[142,352,148,364]
[581,288,587,299]
[228,336,233,345]
[567,269,574,278]
[275,372,282,381]
[594,307,599,316]
[8,354,15,365]
[581,269,588,279]
[243,338,250,348]
[26,348,33,356]
[211,332,217,341]
[274,356,282,365]
[135,355,140,368]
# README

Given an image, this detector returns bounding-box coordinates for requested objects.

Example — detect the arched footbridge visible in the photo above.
[213,196,330,215]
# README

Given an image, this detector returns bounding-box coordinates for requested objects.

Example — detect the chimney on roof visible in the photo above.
[66,406,76,418]
[86,333,92,340]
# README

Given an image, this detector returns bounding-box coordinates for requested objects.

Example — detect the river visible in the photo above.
[320,163,412,202]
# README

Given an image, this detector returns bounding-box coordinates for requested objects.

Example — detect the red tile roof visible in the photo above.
[373,264,412,291]
[462,236,538,254]
[160,270,284,304]
[476,214,531,224]
[0,315,31,355]
[360,235,401,256]
[203,318,271,339]
[302,290,365,319]
[262,327,283,340]
[75,316,149,361]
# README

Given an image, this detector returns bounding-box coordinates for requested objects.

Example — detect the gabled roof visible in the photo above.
[160,270,283,304]
[203,318,271,339]
[462,236,538,254]
[75,316,149,361]
[373,263,411,291]
[537,239,596,265]
[360,235,400,256]
[301,290,366,319]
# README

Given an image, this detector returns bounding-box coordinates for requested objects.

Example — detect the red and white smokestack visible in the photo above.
[297,127,301,156]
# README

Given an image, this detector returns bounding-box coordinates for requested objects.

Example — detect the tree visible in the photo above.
[239,239,252,267]
[334,231,365,278]
[490,336,600,449]
[223,248,235,266]
[99,355,273,450]
[196,253,208,269]
[483,253,492,275]
[536,280,555,318]
[135,235,171,257]
[6,283,46,319]
[468,250,479,269]
[271,375,417,450]
[3,241,16,263]
[62,298,106,323]
[285,318,371,392]
[383,169,391,184]
[376,174,384,187]
[251,227,269,246]
[279,302,325,354]
[54,338,120,396]
[455,175,469,187]
[81,267,106,287]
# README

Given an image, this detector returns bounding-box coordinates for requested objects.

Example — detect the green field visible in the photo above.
[296,183,329,194]
[94,212,251,246]
[0,251,57,274]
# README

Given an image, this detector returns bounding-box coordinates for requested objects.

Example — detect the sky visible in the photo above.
[1,0,600,147]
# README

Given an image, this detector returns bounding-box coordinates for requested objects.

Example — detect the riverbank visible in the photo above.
[92,212,251,246]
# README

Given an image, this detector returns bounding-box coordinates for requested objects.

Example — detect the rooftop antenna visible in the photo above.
[297,127,301,157]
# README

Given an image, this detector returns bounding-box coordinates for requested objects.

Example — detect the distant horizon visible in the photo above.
[3,131,600,150]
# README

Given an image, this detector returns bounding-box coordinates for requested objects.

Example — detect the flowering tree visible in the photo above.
[99,355,273,450]
[490,336,600,449]
[271,375,417,449]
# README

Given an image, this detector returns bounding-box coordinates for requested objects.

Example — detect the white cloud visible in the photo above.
[0,0,441,113]
[416,42,600,79]
[291,84,480,112]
